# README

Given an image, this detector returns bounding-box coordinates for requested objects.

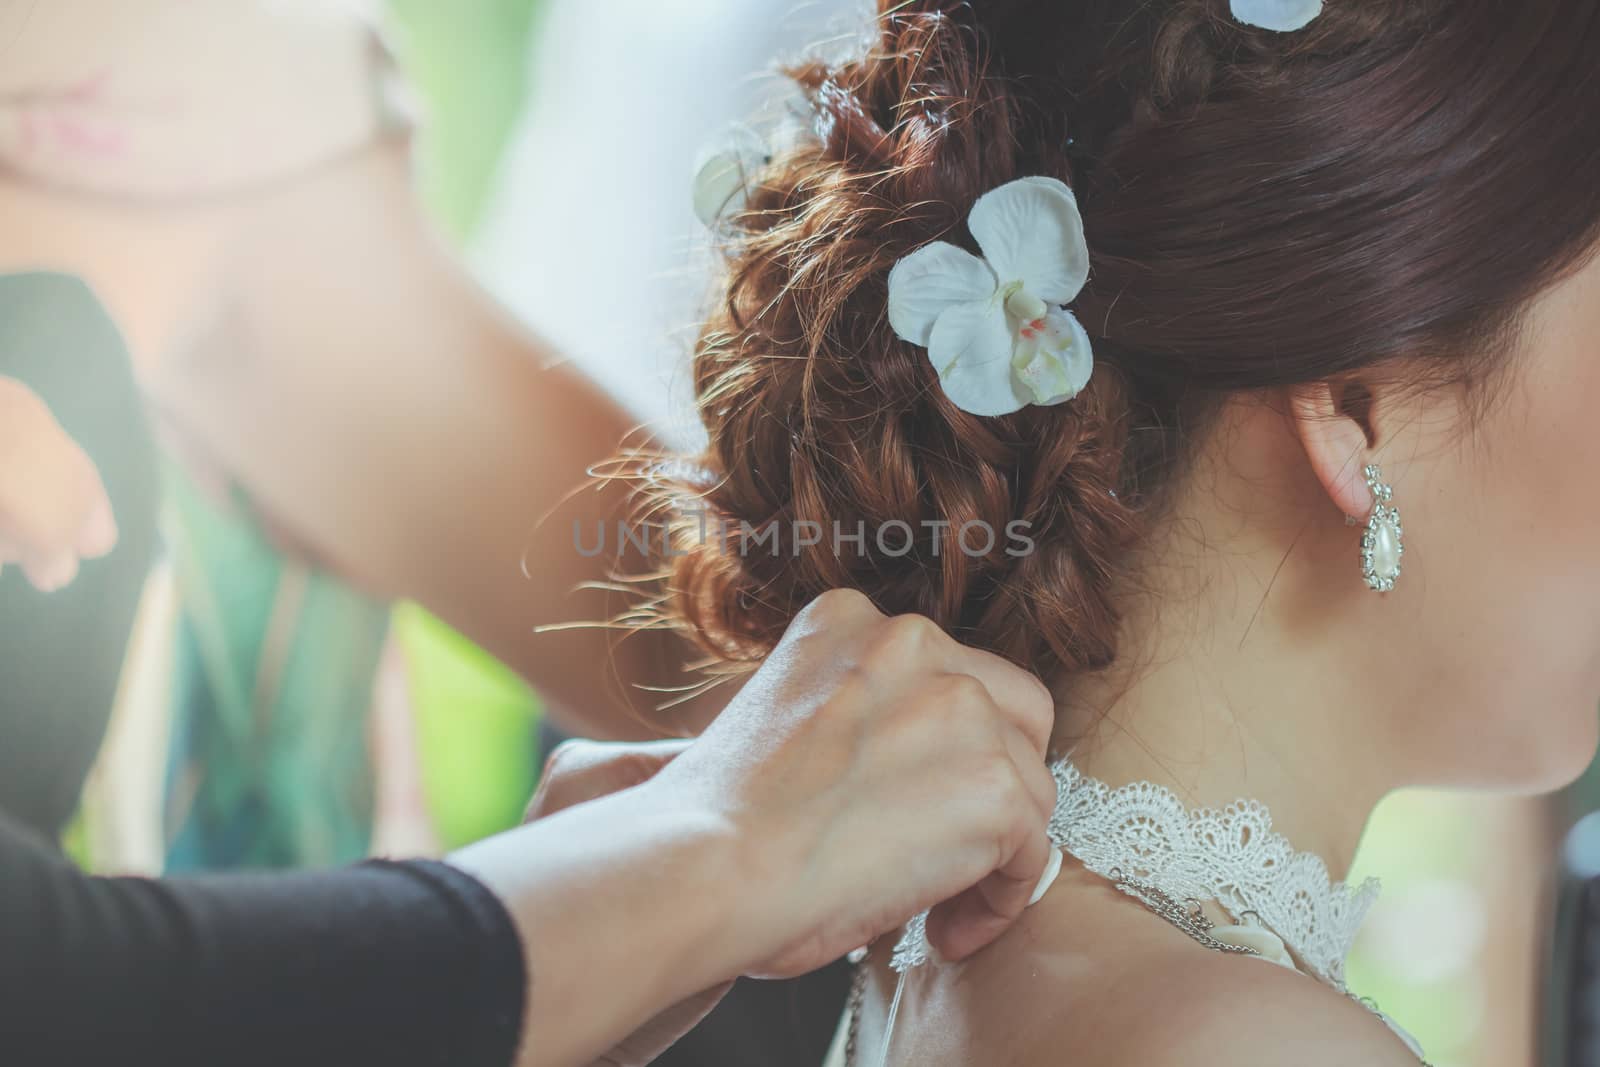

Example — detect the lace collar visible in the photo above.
[891,758,1380,989]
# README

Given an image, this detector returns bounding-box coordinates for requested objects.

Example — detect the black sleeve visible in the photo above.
[0,814,527,1067]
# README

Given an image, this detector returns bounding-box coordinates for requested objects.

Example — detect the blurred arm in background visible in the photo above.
[0,0,709,739]
[149,137,673,736]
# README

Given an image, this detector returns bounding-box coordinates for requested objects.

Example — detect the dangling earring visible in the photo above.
[1359,463,1403,592]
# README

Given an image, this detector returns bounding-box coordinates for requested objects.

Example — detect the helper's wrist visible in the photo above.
[635,769,833,986]
[450,781,750,1066]
[622,777,779,989]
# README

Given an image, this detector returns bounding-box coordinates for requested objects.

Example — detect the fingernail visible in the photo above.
[1028,846,1063,907]
[78,502,118,558]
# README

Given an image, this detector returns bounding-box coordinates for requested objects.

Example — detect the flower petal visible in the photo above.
[968,177,1090,304]
[691,125,769,228]
[1230,0,1324,32]
[887,242,997,347]
[928,301,1026,417]
[1013,310,1094,406]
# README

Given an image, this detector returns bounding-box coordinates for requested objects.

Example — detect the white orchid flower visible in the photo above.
[1231,0,1324,32]
[691,125,770,229]
[887,177,1094,417]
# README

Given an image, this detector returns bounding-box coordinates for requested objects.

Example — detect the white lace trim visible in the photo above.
[891,758,1380,989]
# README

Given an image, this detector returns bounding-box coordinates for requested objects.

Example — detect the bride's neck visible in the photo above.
[1050,448,1400,879]
[1055,653,1388,879]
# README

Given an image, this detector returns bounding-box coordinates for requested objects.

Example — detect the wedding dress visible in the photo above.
[820,758,1431,1067]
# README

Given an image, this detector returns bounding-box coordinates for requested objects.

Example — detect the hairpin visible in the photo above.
[887,177,1094,417]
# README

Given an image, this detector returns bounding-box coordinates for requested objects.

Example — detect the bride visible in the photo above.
[626,0,1600,1063]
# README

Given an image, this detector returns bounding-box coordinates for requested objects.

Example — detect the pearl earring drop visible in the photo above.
[1359,463,1404,592]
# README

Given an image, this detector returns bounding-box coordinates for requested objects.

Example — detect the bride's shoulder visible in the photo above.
[1035,949,1420,1067]
[959,881,1422,1066]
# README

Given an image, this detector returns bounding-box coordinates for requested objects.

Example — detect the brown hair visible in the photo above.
[627,0,1600,684]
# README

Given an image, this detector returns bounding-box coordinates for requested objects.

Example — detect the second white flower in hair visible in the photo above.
[691,125,771,229]
[1230,0,1324,32]
[887,177,1094,417]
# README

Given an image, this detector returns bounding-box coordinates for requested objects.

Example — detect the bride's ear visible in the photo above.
[1288,379,1376,522]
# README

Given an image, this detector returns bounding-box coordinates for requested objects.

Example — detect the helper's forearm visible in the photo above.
[449,784,753,1067]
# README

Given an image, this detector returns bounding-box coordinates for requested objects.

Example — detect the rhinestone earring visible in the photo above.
[1359,463,1403,592]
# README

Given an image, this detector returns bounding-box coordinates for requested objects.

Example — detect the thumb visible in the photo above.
[524,738,694,823]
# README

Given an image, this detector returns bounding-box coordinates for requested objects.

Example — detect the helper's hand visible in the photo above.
[646,588,1060,980]
[0,376,117,591]
[463,590,1058,1067]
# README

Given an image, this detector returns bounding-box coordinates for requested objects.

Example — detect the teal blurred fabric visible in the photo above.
[160,467,389,871]
[156,0,548,877]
